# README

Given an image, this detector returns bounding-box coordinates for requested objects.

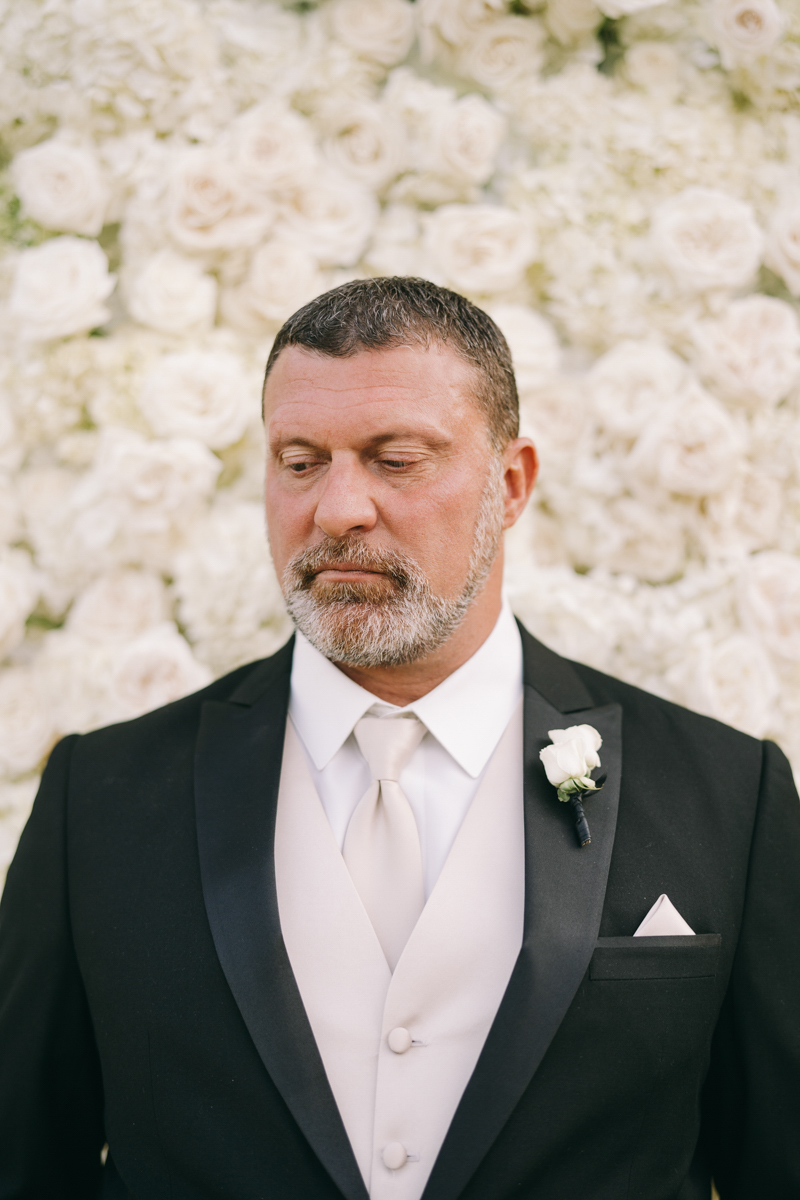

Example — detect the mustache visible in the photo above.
[283,537,421,594]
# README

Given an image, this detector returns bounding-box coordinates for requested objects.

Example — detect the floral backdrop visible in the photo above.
[2,0,800,884]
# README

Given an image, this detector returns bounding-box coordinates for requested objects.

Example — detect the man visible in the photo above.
[0,277,798,1200]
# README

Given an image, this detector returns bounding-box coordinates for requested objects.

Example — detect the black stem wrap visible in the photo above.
[569,795,592,847]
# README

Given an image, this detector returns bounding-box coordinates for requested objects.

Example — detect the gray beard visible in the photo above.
[282,460,505,668]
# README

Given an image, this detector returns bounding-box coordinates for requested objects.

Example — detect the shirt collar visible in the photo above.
[289,601,523,778]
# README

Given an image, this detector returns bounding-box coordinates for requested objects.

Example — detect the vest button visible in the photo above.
[382,1142,408,1170]
[387,1026,413,1054]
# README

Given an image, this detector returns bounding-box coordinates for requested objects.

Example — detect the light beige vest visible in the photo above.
[274,703,524,1200]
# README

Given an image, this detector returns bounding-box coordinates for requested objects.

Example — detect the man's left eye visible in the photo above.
[381,459,408,469]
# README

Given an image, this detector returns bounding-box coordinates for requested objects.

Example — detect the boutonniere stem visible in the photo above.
[539,725,606,848]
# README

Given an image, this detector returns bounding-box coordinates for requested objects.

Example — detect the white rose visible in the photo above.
[631,381,744,497]
[624,42,682,96]
[174,501,285,643]
[72,428,221,542]
[278,169,379,267]
[431,94,505,185]
[596,0,666,16]
[485,303,560,393]
[167,147,274,254]
[0,475,21,547]
[125,250,217,335]
[329,0,416,66]
[418,0,506,49]
[66,569,169,643]
[557,492,689,583]
[0,669,55,779]
[0,398,23,473]
[540,724,602,787]
[0,549,39,660]
[765,202,800,296]
[694,295,800,410]
[138,352,254,450]
[231,103,319,194]
[459,16,545,91]
[10,237,116,341]
[424,203,537,294]
[700,465,782,556]
[545,0,601,44]
[220,239,325,332]
[12,138,110,236]
[738,551,800,662]
[589,341,687,442]
[319,98,407,189]
[652,188,764,292]
[712,0,783,68]
[106,623,212,722]
[683,634,779,738]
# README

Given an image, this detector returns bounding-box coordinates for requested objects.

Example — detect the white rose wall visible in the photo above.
[2,0,800,881]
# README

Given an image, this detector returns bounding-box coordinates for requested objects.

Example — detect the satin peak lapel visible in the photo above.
[423,629,622,1200]
[194,639,368,1200]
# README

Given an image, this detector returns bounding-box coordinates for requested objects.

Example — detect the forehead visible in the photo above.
[263,343,485,444]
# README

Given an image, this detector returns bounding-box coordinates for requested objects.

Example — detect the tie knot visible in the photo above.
[354,714,425,783]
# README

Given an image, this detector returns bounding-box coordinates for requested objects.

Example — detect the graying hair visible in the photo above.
[262,276,519,451]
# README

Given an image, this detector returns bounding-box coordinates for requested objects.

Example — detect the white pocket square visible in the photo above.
[633,894,695,937]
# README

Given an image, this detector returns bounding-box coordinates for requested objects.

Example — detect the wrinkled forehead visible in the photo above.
[263,342,488,440]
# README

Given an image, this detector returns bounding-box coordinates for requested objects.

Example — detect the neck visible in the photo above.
[330,553,505,706]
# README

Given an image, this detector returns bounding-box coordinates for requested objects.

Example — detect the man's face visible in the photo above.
[263,342,513,666]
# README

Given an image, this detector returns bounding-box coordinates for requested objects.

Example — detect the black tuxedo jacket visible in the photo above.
[1,625,799,1200]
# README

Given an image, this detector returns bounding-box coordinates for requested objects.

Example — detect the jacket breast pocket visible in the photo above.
[590,934,722,981]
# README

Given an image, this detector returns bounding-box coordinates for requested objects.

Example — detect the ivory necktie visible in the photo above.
[343,714,426,971]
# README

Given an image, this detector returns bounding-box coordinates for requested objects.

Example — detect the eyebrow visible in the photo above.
[271,429,453,454]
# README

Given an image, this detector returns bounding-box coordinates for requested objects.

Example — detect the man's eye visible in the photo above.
[288,461,315,473]
[382,459,409,469]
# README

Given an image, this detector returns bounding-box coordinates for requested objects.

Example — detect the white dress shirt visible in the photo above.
[288,601,523,898]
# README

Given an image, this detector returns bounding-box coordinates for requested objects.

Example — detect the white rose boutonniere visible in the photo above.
[540,725,605,847]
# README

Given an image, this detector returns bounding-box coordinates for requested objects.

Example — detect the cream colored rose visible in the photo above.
[765,202,800,296]
[631,381,744,496]
[712,0,783,68]
[106,624,212,722]
[0,475,21,547]
[221,239,325,331]
[589,341,686,441]
[0,779,38,881]
[432,94,505,185]
[125,250,217,335]
[689,634,778,738]
[231,103,318,194]
[540,724,602,787]
[319,98,407,189]
[0,669,54,779]
[66,569,169,643]
[459,16,545,90]
[545,0,601,44]
[738,551,800,662]
[418,0,506,49]
[694,295,800,409]
[652,188,764,292]
[167,147,274,253]
[174,501,285,643]
[596,0,666,16]
[329,0,416,66]
[486,303,560,393]
[12,138,110,236]
[278,169,379,267]
[0,549,39,660]
[138,352,253,450]
[0,398,22,473]
[10,237,116,341]
[424,203,537,294]
[624,42,682,96]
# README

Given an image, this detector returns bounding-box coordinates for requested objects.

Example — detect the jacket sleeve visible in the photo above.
[702,738,800,1199]
[0,735,105,1199]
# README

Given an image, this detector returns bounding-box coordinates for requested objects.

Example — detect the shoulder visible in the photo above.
[66,636,295,768]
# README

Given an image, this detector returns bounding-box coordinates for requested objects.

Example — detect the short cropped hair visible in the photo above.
[262,277,519,451]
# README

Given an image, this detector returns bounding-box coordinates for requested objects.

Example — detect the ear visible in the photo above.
[502,438,538,529]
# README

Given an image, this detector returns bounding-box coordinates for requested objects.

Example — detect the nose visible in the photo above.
[314,457,378,538]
